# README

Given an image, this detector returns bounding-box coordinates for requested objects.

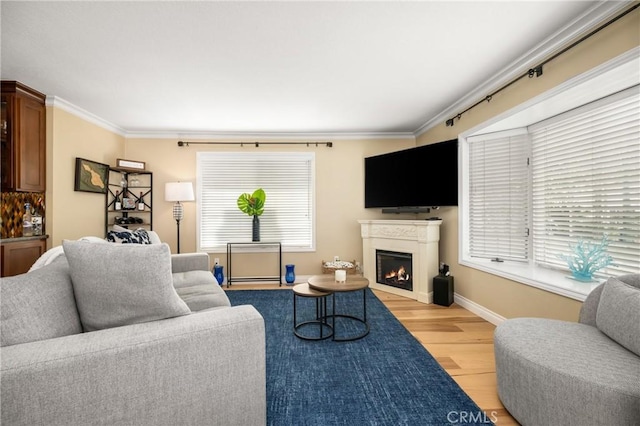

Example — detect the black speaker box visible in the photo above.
[433,275,454,306]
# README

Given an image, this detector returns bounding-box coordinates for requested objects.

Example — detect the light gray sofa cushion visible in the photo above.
[173,270,231,311]
[596,277,640,356]
[580,273,640,326]
[175,283,231,311]
[1,257,82,347]
[1,305,266,426]
[63,240,191,332]
[172,269,216,289]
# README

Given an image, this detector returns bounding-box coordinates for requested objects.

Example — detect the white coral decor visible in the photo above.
[324,261,354,268]
[557,234,615,282]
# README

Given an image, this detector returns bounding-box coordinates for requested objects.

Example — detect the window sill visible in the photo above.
[460,258,604,302]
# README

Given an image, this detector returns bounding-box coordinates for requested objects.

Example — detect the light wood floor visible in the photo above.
[225,283,519,425]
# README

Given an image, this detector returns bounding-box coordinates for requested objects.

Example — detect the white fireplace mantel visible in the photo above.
[358,219,442,303]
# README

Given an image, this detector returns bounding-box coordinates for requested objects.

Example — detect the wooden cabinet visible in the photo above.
[106,168,153,235]
[1,81,46,192]
[1,237,47,277]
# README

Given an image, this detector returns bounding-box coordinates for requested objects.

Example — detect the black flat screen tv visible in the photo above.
[364,139,458,209]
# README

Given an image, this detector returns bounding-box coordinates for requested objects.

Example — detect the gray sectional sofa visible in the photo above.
[1,242,266,426]
[494,273,640,426]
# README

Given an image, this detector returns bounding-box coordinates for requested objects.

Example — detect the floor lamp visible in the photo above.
[165,182,195,253]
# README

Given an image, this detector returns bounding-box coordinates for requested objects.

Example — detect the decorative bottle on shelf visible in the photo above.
[32,207,43,236]
[137,192,145,211]
[22,203,33,237]
[115,190,122,210]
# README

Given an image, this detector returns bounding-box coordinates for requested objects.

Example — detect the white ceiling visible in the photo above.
[1,1,623,137]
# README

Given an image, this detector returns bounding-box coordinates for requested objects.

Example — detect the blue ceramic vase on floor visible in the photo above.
[213,265,224,285]
[285,264,295,285]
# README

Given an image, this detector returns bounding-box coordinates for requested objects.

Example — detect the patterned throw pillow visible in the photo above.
[106,228,151,244]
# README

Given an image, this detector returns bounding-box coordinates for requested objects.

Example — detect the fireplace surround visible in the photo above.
[359,219,442,303]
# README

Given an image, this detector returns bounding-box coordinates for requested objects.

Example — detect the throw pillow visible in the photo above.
[111,225,162,244]
[1,256,83,346]
[63,240,191,332]
[107,227,152,244]
[596,277,640,356]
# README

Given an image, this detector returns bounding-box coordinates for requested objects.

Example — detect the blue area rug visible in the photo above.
[226,289,493,426]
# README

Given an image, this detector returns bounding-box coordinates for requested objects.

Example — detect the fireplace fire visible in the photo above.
[376,249,413,291]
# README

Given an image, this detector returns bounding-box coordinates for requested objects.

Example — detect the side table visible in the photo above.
[292,283,333,341]
[308,274,370,341]
[226,242,282,287]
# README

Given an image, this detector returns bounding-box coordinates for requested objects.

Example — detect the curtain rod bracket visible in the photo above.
[528,65,543,78]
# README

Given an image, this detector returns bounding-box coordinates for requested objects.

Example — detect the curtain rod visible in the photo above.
[177,140,332,147]
[445,2,640,127]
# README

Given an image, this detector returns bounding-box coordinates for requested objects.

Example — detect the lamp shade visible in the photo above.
[165,182,195,202]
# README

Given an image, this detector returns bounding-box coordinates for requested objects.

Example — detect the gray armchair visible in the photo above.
[494,274,640,425]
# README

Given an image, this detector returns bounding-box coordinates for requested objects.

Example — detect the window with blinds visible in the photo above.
[530,86,640,275]
[465,85,639,278]
[468,131,530,261]
[197,152,315,252]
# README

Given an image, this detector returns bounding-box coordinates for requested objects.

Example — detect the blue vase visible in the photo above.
[213,265,224,285]
[285,264,296,285]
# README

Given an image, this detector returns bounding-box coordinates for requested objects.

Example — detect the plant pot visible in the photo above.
[252,215,260,242]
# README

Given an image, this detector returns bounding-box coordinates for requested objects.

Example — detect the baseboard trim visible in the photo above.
[453,293,506,326]
[226,279,507,326]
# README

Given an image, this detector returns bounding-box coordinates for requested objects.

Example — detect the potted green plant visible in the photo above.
[237,188,266,241]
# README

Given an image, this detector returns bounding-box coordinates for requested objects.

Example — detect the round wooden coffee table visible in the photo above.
[308,274,370,341]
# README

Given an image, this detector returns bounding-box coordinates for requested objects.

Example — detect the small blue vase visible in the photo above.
[213,265,224,285]
[285,264,296,285]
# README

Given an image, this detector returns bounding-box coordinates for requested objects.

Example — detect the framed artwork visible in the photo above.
[74,157,109,194]
[116,158,146,171]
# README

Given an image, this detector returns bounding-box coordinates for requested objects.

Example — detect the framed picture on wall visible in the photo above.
[74,157,109,194]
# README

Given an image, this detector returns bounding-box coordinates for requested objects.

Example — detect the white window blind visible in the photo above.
[468,131,530,261]
[530,86,640,275]
[197,152,315,252]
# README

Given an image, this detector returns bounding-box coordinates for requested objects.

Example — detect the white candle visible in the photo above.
[335,269,347,282]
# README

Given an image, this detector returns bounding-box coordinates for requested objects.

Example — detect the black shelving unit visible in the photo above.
[106,167,153,236]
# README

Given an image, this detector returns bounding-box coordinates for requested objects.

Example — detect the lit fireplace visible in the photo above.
[376,249,413,291]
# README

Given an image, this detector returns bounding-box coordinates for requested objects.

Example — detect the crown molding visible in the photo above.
[124,130,416,141]
[414,1,633,137]
[46,96,126,136]
[46,96,415,141]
